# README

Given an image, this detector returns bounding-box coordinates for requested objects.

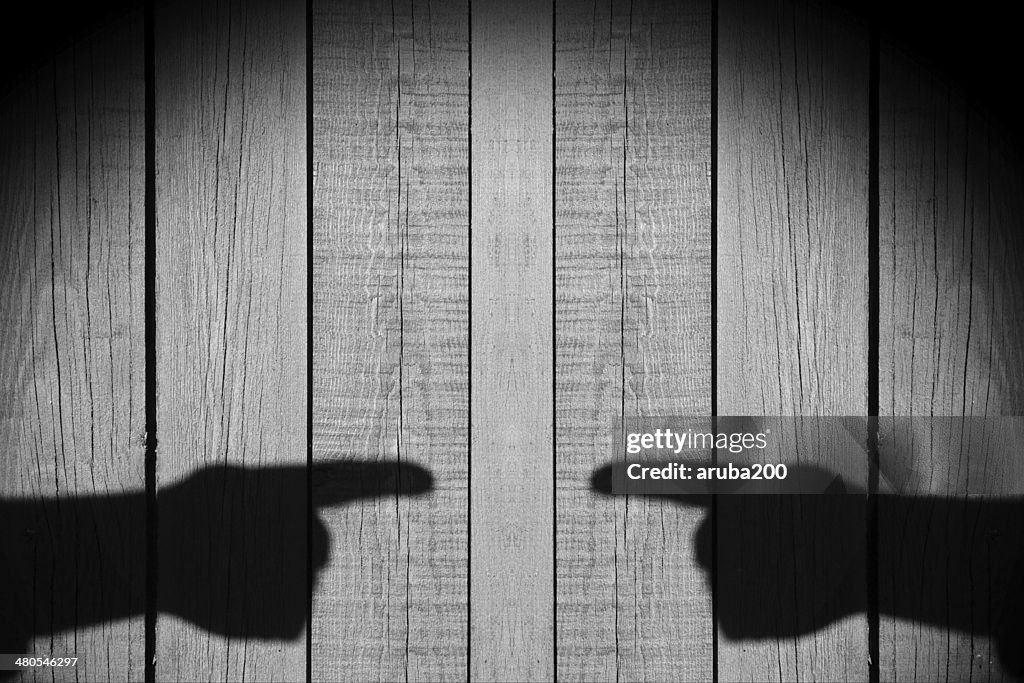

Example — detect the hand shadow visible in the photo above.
[0,460,433,671]
[591,463,1024,677]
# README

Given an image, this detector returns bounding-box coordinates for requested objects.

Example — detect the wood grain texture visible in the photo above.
[470,0,553,679]
[154,0,307,679]
[554,0,712,680]
[878,44,1024,682]
[717,1,869,680]
[0,14,146,681]
[312,0,469,680]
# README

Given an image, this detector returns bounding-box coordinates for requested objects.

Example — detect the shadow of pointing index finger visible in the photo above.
[0,458,435,676]
[313,460,434,505]
[588,461,1024,677]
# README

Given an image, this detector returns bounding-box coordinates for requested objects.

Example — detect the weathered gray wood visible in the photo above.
[154,0,307,679]
[554,0,712,680]
[0,14,146,681]
[311,0,470,680]
[470,0,553,679]
[878,44,1024,682]
[717,1,869,679]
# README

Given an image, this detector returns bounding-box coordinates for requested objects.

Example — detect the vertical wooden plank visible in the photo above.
[0,14,146,680]
[878,45,1024,682]
[717,1,869,680]
[470,0,553,679]
[553,2,623,676]
[312,0,469,679]
[155,0,307,679]
[555,0,712,680]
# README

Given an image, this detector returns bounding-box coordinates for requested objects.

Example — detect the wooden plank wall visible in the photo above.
[312,0,469,680]
[878,40,1024,683]
[555,0,712,681]
[470,0,553,679]
[2,0,1024,681]
[717,1,869,680]
[155,0,306,680]
[0,12,146,682]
